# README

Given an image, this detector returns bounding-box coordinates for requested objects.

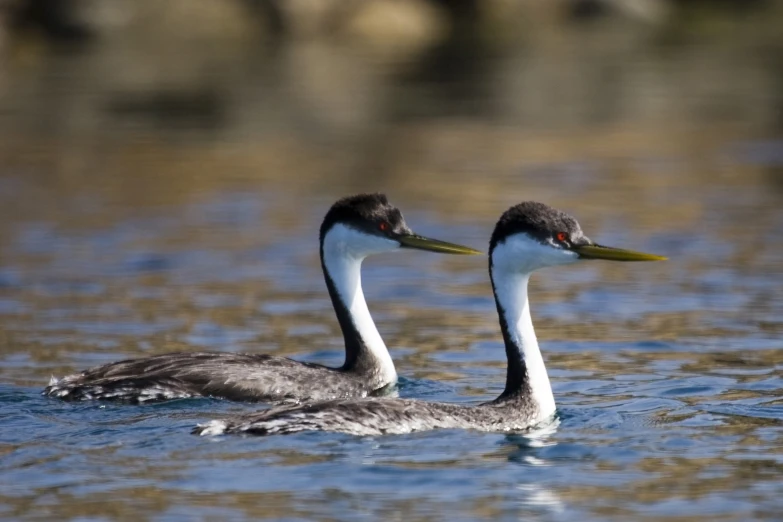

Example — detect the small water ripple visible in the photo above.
[1,148,782,521]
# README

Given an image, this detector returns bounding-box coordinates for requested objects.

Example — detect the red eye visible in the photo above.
[379,222,389,232]
[556,232,567,242]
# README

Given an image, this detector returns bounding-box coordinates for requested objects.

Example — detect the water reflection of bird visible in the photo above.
[197,201,665,437]
[44,194,480,404]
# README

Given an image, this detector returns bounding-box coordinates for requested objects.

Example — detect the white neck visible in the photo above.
[490,233,574,421]
[492,269,555,420]
[321,224,398,384]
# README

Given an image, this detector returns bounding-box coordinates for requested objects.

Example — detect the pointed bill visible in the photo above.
[573,244,667,262]
[397,234,482,255]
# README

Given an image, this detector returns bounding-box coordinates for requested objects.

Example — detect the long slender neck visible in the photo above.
[490,267,555,419]
[320,241,397,385]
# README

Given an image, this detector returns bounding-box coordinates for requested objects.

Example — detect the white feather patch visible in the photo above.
[197,420,227,436]
[321,224,399,385]
[491,233,579,421]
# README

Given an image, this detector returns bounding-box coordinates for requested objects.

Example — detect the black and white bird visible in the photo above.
[44,194,481,404]
[196,201,665,437]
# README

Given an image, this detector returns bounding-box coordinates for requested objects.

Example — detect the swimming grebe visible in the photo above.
[196,201,665,436]
[44,194,480,404]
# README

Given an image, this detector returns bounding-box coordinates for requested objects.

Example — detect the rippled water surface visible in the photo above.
[1,5,783,520]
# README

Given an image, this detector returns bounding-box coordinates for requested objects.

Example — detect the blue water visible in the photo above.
[1,157,782,520]
[2,352,781,520]
[2,10,783,517]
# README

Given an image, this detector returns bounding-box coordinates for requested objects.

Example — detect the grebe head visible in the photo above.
[487,201,665,411]
[489,201,666,274]
[320,193,481,259]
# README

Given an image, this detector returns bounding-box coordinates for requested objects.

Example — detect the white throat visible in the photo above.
[321,224,398,384]
[492,269,555,420]
[490,234,578,420]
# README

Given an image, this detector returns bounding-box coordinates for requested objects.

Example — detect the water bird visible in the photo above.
[44,194,481,404]
[196,201,665,437]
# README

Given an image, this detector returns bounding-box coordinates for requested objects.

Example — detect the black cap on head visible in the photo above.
[489,201,588,253]
[320,193,411,243]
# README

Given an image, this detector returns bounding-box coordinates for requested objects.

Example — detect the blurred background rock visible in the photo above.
[0,0,781,220]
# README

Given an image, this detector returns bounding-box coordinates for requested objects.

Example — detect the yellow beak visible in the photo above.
[397,234,483,255]
[572,244,667,262]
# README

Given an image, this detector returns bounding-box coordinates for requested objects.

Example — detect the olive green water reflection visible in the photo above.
[0,3,782,521]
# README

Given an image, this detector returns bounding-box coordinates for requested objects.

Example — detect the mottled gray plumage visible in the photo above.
[44,193,477,404]
[196,390,538,437]
[45,352,391,404]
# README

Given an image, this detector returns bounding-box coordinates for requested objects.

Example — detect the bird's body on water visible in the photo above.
[196,201,665,437]
[44,194,480,404]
